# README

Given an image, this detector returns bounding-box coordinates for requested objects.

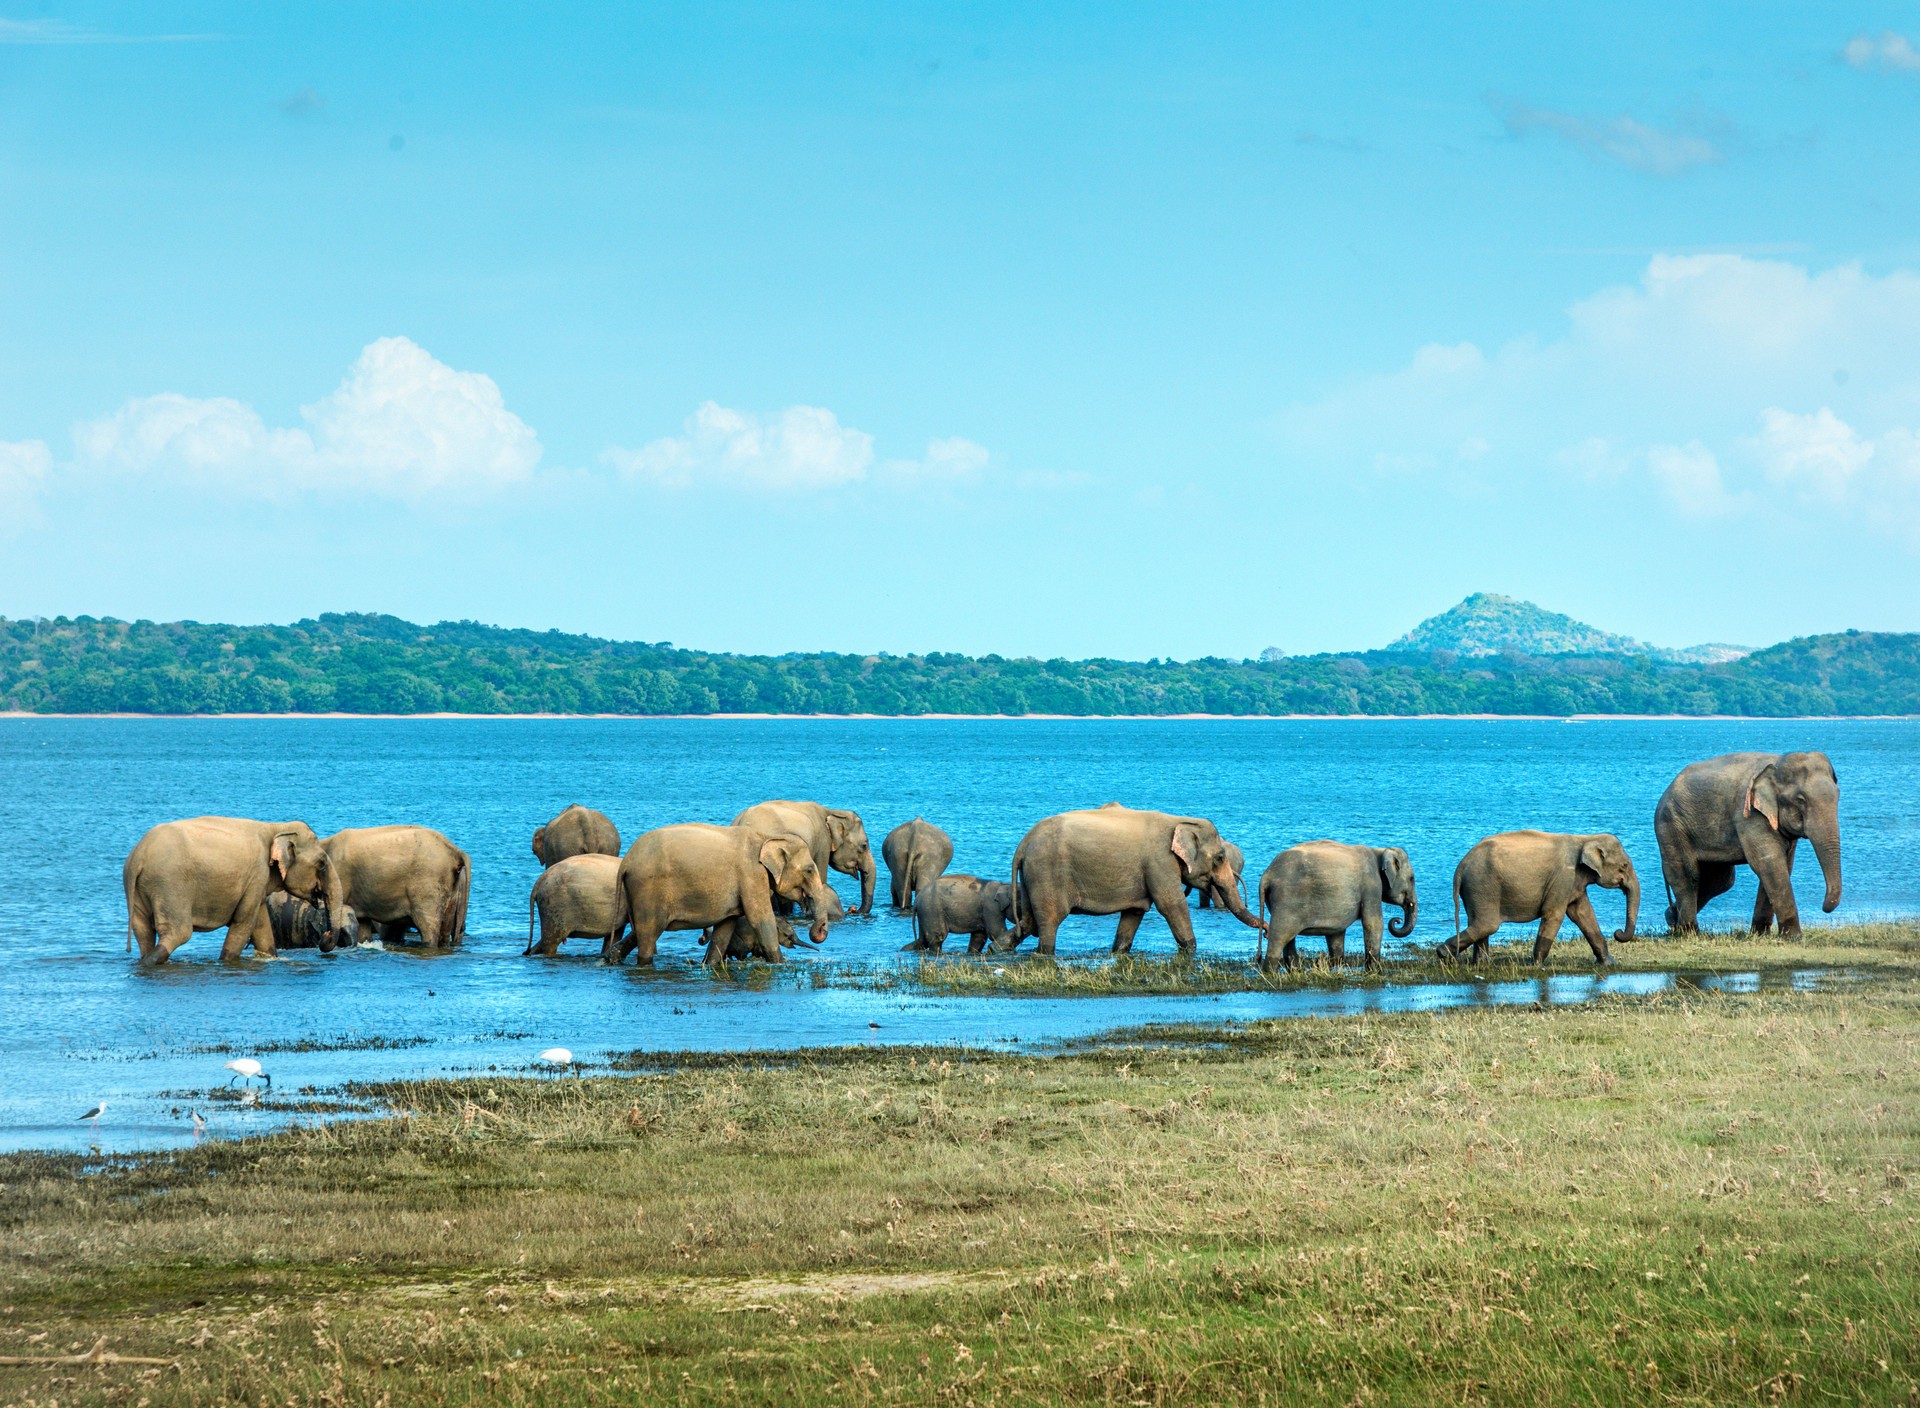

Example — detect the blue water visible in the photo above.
[1,717,1912,1152]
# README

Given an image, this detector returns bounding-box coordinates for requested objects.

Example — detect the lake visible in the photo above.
[2,717,1912,1152]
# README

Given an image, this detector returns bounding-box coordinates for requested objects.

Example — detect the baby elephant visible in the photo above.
[1257,842,1416,971]
[1439,830,1640,966]
[266,893,360,951]
[526,854,627,956]
[906,875,1017,954]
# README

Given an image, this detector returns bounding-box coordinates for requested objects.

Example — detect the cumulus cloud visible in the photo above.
[0,439,51,531]
[1842,30,1920,73]
[606,402,874,490]
[75,337,541,497]
[1497,101,1721,176]
[1279,254,1920,539]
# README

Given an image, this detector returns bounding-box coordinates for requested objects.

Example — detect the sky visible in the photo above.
[3,2,1920,659]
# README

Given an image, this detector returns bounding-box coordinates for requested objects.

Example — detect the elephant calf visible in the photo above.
[906,875,1016,954]
[532,804,622,868]
[526,854,627,956]
[1258,842,1416,971]
[267,893,361,950]
[1189,840,1246,910]
[1439,830,1640,966]
[322,825,471,949]
[882,817,953,910]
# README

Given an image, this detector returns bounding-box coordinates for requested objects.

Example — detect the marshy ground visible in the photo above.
[3,923,1917,1405]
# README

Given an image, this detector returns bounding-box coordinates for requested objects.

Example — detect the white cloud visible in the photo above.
[1842,30,1920,73]
[1498,102,1721,176]
[607,402,873,490]
[74,337,541,498]
[0,439,51,532]
[1279,254,1920,538]
[878,436,991,487]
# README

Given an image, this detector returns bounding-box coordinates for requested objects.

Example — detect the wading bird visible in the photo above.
[223,1058,270,1090]
[536,1047,572,1072]
[191,1109,206,1141]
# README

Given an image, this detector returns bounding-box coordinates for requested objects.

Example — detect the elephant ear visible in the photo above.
[1745,765,1782,832]
[825,810,855,849]
[1577,839,1607,879]
[269,832,299,882]
[1170,823,1203,879]
[1376,848,1405,894]
[759,837,801,886]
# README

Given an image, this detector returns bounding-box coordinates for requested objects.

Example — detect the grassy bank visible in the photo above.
[4,972,1919,1404]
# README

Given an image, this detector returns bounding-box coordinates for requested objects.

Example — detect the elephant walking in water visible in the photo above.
[123,817,346,963]
[1654,752,1841,937]
[532,805,621,868]
[733,801,876,914]
[1438,830,1640,966]
[606,823,834,968]
[268,893,360,950]
[321,825,471,948]
[882,818,953,911]
[1257,842,1416,971]
[1005,805,1263,956]
[526,853,626,956]
[907,875,1016,953]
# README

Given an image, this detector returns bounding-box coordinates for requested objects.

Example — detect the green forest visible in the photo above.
[2,613,1917,716]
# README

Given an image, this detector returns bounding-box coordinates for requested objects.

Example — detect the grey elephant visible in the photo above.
[123,817,346,963]
[732,800,876,914]
[906,875,1017,954]
[1654,751,1841,937]
[1004,804,1264,955]
[321,825,471,949]
[882,818,954,910]
[1189,839,1246,910]
[267,892,361,950]
[606,823,834,967]
[525,853,627,956]
[1257,842,1416,971]
[1438,830,1640,966]
[532,805,622,868]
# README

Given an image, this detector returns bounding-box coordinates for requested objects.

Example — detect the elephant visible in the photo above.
[1437,831,1640,966]
[1257,842,1416,971]
[123,817,346,963]
[1654,752,1841,938]
[711,889,847,960]
[882,818,953,910]
[1188,840,1246,910]
[1003,804,1264,955]
[320,825,471,949]
[267,892,361,950]
[606,823,835,968]
[905,875,1017,954]
[532,805,622,868]
[732,800,876,914]
[525,853,628,956]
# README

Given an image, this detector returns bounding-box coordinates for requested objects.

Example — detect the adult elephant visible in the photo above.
[1654,752,1841,938]
[531,805,621,868]
[1004,804,1263,955]
[606,823,834,968]
[321,826,471,949]
[525,854,626,957]
[123,817,346,963]
[1189,840,1246,910]
[1438,830,1639,966]
[882,818,953,910]
[732,801,876,914]
[268,893,360,950]
[1257,842,1416,972]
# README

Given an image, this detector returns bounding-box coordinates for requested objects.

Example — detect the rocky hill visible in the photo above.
[1388,593,1750,662]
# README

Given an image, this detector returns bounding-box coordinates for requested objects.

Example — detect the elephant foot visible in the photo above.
[1663,903,1677,929]
[1778,922,1803,940]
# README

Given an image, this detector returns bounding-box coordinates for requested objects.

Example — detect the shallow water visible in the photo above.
[2,717,1913,1152]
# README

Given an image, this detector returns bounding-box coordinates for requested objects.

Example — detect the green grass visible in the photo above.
[3,948,1919,1403]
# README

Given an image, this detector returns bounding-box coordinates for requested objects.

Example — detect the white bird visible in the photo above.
[223,1057,270,1090]
[536,1047,572,1070]
[78,1100,107,1124]
[190,1109,207,1141]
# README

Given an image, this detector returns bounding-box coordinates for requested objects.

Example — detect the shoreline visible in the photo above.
[1,710,1916,722]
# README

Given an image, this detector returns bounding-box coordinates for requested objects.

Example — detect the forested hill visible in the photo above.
[1,613,1917,717]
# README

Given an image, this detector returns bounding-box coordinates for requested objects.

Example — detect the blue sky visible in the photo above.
[2,2,1919,658]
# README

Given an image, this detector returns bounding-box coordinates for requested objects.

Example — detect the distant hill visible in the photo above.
[1389,592,1751,663]
[0,612,1914,716]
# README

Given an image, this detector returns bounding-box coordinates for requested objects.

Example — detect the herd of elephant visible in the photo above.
[120,749,1842,971]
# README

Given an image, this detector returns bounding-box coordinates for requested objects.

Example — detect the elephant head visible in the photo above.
[1746,752,1842,915]
[530,825,550,866]
[1170,820,1264,930]
[825,809,876,913]
[760,835,833,947]
[1577,835,1640,943]
[270,831,349,951]
[1377,847,1418,938]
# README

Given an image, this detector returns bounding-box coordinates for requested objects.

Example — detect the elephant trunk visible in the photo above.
[857,854,876,915]
[318,859,349,951]
[1210,861,1265,931]
[1810,814,1843,914]
[1387,889,1417,939]
[806,874,834,946]
[1613,870,1641,943]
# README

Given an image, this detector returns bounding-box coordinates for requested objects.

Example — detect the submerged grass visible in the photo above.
[3,952,1919,1404]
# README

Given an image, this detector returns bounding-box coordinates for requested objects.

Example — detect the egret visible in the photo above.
[536,1047,573,1072]
[223,1058,270,1090]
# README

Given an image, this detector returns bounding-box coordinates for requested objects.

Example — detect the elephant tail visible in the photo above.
[441,850,470,946]
[525,886,537,956]
[1010,843,1028,937]
[1451,860,1463,936]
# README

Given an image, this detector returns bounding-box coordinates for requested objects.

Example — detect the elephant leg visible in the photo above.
[1660,846,1699,934]
[1694,861,1736,918]
[1149,878,1199,954]
[1029,900,1066,956]
[1530,907,1567,965]
[1261,922,1300,971]
[1440,913,1499,964]
[1567,893,1613,965]
[1743,835,1801,937]
[247,902,277,958]
[1326,931,1347,966]
[1751,838,1795,934]
[1111,908,1147,954]
[1358,907,1384,972]
[967,929,989,955]
[129,907,158,964]
[414,906,446,949]
[379,921,408,945]
[532,912,566,956]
